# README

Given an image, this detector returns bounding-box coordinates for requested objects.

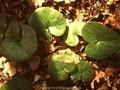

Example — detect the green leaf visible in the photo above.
[65,21,86,47]
[48,49,79,80]
[65,30,79,47]
[48,49,94,81]
[0,75,33,90]
[70,61,94,82]
[28,7,66,41]
[1,21,37,61]
[81,21,120,59]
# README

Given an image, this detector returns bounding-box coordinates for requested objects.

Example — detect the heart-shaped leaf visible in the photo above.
[48,49,79,80]
[70,61,94,82]
[48,49,94,81]
[28,7,66,41]
[65,21,86,46]
[1,21,37,61]
[65,30,79,47]
[81,21,120,59]
[0,75,33,90]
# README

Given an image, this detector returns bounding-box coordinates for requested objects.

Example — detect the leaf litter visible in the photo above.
[0,0,120,90]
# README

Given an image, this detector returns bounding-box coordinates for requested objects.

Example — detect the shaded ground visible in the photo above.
[0,0,120,90]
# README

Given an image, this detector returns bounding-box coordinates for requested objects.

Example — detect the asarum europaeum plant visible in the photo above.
[65,21,86,46]
[0,19,37,61]
[81,21,120,59]
[0,75,33,90]
[28,7,66,41]
[65,21,120,59]
[27,5,120,60]
[48,49,94,81]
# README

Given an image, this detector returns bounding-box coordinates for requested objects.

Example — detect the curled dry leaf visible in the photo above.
[0,57,7,69]
[91,70,111,89]
[3,62,16,77]
[106,0,114,5]
[34,74,40,82]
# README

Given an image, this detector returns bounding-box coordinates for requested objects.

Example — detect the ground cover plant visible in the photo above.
[0,0,120,90]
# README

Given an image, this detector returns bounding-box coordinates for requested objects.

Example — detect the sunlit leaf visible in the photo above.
[28,7,66,41]
[81,21,120,59]
[65,21,85,46]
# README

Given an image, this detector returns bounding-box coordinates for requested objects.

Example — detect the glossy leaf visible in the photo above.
[65,21,85,46]
[81,21,120,59]
[1,21,37,61]
[70,61,94,82]
[28,7,66,41]
[65,30,79,47]
[0,75,33,90]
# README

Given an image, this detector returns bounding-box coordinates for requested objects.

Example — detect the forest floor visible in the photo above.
[0,0,120,90]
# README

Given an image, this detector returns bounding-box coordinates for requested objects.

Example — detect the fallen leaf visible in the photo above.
[0,57,7,69]
[3,62,16,77]
[91,70,108,89]
[34,74,40,82]
[107,0,114,5]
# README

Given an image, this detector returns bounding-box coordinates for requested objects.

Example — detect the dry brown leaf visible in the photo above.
[75,9,85,21]
[107,0,114,5]
[3,62,16,77]
[91,70,110,89]
[0,57,7,69]
[104,15,120,29]
[34,74,40,82]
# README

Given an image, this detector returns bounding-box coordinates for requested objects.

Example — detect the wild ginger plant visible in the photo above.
[0,20,38,61]
[81,21,120,59]
[28,7,66,41]
[48,49,94,81]
[0,75,33,90]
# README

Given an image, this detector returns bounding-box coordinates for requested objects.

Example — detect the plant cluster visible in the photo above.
[48,49,94,81]
[0,17,37,61]
[1,7,120,89]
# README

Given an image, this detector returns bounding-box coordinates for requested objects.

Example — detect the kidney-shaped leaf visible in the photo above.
[1,21,37,61]
[65,30,79,47]
[65,21,86,47]
[48,49,80,80]
[0,75,33,90]
[28,7,66,41]
[70,61,94,82]
[81,21,120,59]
